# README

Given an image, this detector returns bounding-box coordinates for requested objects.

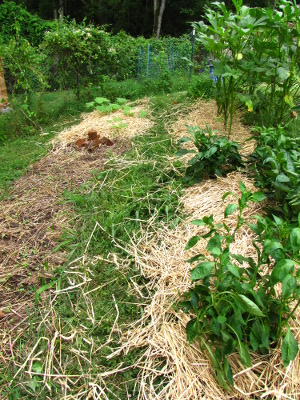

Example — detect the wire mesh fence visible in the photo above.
[137,34,194,79]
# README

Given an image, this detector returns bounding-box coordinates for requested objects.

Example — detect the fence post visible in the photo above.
[137,46,142,78]
[189,28,195,80]
[170,43,174,73]
[146,44,151,79]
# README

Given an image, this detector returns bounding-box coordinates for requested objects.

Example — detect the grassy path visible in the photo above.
[0,93,188,399]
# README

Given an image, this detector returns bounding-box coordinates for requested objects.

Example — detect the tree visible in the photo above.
[153,0,166,38]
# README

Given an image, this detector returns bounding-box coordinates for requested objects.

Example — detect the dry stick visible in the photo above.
[107,294,120,344]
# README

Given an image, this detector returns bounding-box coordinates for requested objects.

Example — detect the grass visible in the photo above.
[1,90,189,399]
[0,74,191,195]
[0,90,93,195]
[90,72,191,102]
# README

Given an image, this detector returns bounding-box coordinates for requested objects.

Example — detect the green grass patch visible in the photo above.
[0,134,52,196]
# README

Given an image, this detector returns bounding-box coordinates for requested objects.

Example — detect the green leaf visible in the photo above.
[35,280,58,303]
[237,294,265,317]
[138,110,148,118]
[176,148,197,156]
[206,235,222,256]
[94,97,110,104]
[282,326,299,367]
[290,228,300,254]
[223,357,233,386]
[277,67,290,83]
[222,191,234,201]
[202,342,231,390]
[191,219,206,226]
[250,331,259,351]
[32,362,43,373]
[191,262,215,281]
[85,101,95,109]
[217,315,227,324]
[177,137,193,144]
[224,204,238,218]
[282,274,296,298]
[185,235,201,250]
[250,192,266,202]
[206,146,218,157]
[210,317,221,335]
[284,94,294,107]
[185,254,206,263]
[271,259,295,283]
[276,174,290,183]
[186,318,198,343]
[190,291,199,308]
[239,181,247,194]
[227,263,240,278]
[263,240,284,256]
[203,215,214,225]
[116,97,127,104]
[238,342,252,367]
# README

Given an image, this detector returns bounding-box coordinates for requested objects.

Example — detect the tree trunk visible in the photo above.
[58,0,64,22]
[0,58,9,107]
[153,0,166,38]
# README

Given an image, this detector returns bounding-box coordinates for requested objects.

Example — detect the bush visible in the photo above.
[1,38,48,96]
[0,1,52,45]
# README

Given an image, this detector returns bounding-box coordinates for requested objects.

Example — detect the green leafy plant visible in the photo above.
[250,125,300,218]
[177,124,243,184]
[193,1,300,134]
[86,97,132,114]
[182,181,300,389]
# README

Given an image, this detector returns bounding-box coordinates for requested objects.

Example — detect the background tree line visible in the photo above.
[1,0,279,38]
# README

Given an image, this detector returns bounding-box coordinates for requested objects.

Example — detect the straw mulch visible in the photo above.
[168,99,256,157]
[111,171,299,399]
[53,101,153,148]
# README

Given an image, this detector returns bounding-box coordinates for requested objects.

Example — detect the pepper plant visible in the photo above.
[182,181,300,389]
[177,125,243,184]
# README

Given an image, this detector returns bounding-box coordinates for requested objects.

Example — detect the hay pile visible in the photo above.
[113,171,300,399]
[53,101,153,149]
[168,100,256,157]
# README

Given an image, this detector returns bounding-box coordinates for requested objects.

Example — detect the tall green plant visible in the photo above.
[193,0,300,133]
